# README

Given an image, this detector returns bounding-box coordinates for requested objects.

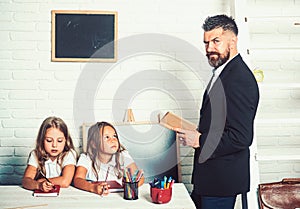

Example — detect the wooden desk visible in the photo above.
[0,183,196,209]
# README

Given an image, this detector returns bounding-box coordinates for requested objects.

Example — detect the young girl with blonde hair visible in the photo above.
[74,121,144,196]
[22,116,77,192]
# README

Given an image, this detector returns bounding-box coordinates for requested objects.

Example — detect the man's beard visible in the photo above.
[206,49,230,68]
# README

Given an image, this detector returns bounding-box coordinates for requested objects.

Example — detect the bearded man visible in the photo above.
[175,14,260,209]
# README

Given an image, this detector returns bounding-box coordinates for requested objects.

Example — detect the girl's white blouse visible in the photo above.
[27,149,77,178]
[76,150,134,184]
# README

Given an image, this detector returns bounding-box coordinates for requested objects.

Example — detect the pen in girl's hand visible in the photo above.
[39,170,51,183]
[105,167,110,182]
[39,170,55,189]
[102,166,110,194]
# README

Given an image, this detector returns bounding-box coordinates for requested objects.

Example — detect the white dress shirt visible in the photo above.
[207,54,239,92]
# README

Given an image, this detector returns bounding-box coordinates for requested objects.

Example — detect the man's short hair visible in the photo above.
[202,14,238,36]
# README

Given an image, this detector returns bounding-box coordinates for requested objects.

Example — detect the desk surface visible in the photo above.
[0,183,196,209]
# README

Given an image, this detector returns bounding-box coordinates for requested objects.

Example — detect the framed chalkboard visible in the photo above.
[82,122,182,183]
[51,10,117,62]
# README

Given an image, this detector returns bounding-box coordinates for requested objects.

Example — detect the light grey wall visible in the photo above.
[0,1,299,198]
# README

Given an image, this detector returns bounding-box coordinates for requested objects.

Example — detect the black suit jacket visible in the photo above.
[192,54,259,196]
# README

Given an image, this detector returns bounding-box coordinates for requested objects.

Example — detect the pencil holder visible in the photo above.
[150,187,172,204]
[123,181,139,200]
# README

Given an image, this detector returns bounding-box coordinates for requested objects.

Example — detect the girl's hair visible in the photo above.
[86,121,125,180]
[32,116,75,179]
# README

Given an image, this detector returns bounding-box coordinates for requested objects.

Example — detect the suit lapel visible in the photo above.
[200,54,241,111]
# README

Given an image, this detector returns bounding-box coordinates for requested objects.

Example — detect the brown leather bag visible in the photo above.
[258,178,300,209]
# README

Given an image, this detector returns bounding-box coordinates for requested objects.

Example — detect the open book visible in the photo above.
[92,180,123,193]
[159,111,197,130]
[33,185,60,197]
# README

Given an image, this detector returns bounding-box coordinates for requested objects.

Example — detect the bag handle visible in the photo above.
[282,178,300,183]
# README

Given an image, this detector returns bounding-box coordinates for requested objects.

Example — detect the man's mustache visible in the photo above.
[206,52,220,57]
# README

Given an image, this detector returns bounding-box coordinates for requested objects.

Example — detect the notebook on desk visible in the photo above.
[33,185,60,197]
[92,180,123,193]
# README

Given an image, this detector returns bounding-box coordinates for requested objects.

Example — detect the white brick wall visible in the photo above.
[248,0,300,184]
[0,0,299,202]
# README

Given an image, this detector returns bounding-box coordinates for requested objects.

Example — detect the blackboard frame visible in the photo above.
[51,10,118,62]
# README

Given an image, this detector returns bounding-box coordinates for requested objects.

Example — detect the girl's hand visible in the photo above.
[39,180,54,192]
[94,182,109,196]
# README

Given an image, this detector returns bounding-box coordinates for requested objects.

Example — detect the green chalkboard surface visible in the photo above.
[51,10,117,62]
